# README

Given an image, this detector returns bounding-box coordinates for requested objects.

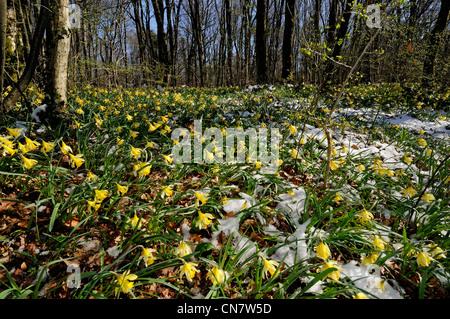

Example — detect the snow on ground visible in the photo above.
[334,107,450,140]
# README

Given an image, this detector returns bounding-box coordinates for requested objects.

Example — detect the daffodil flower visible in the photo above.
[402,186,417,198]
[130,146,142,159]
[195,211,214,230]
[417,251,432,267]
[22,156,38,170]
[61,141,73,155]
[163,154,173,165]
[87,199,101,212]
[41,141,55,153]
[418,138,427,147]
[261,257,280,279]
[2,144,16,156]
[162,185,173,198]
[207,267,226,285]
[130,213,142,228]
[6,128,21,138]
[114,270,138,295]
[116,183,128,196]
[330,160,340,171]
[24,137,40,152]
[373,236,386,250]
[174,241,192,257]
[427,244,446,260]
[94,189,109,203]
[356,209,374,223]
[194,191,209,207]
[86,171,98,181]
[179,260,200,282]
[133,161,152,177]
[315,241,331,260]
[68,153,85,168]
[421,193,435,204]
[356,164,365,172]
[362,252,379,266]
[320,260,343,282]
[139,247,157,267]
[353,293,369,299]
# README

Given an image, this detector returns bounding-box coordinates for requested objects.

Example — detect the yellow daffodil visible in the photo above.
[402,186,417,198]
[116,183,128,196]
[24,137,40,152]
[353,293,369,299]
[129,130,139,139]
[68,153,85,168]
[163,154,173,165]
[373,236,386,250]
[130,146,142,159]
[419,129,425,135]
[179,260,200,282]
[162,185,173,198]
[356,164,365,172]
[207,267,226,285]
[94,189,109,203]
[362,252,379,266]
[114,270,138,295]
[133,162,152,177]
[320,260,343,282]
[87,199,101,212]
[334,193,342,202]
[116,137,124,146]
[417,251,432,267]
[428,244,446,260]
[41,141,55,153]
[174,241,192,257]
[6,128,21,138]
[194,191,209,207]
[261,257,280,279]
[421,193,435,204]
[330,160,340,171]
[86,171,98,181]
[426,148,432,157]
[139,247,157,267]
[356,209,374,223]
[22,156,38,170]
[130,214,142,228]
[315,241,331,260]
[195,211,214,230]
[404,156,412,164]
[418,138,427,147]
[61,141,73,155]
[288,124,297,135]
[2,144,16,156]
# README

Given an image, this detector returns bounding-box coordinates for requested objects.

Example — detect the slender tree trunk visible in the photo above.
[422,0,450,88]
[225,0,233,85]
[323,0,354,86]
[0,0,7,114]
[2,0,51,114]
[281,0,295,80]
[256,0,267,83]
[44,0,71,111]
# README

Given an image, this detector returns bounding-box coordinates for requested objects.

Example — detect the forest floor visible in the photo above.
[0,83,449,299]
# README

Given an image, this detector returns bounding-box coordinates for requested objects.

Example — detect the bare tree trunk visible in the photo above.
[49,0,71,108]
[256,0,267,83]
[2,0,50,114]
[422,0,450,88]
[225,0,233,85]
[0,0,7,115]
[281,0,295,80]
